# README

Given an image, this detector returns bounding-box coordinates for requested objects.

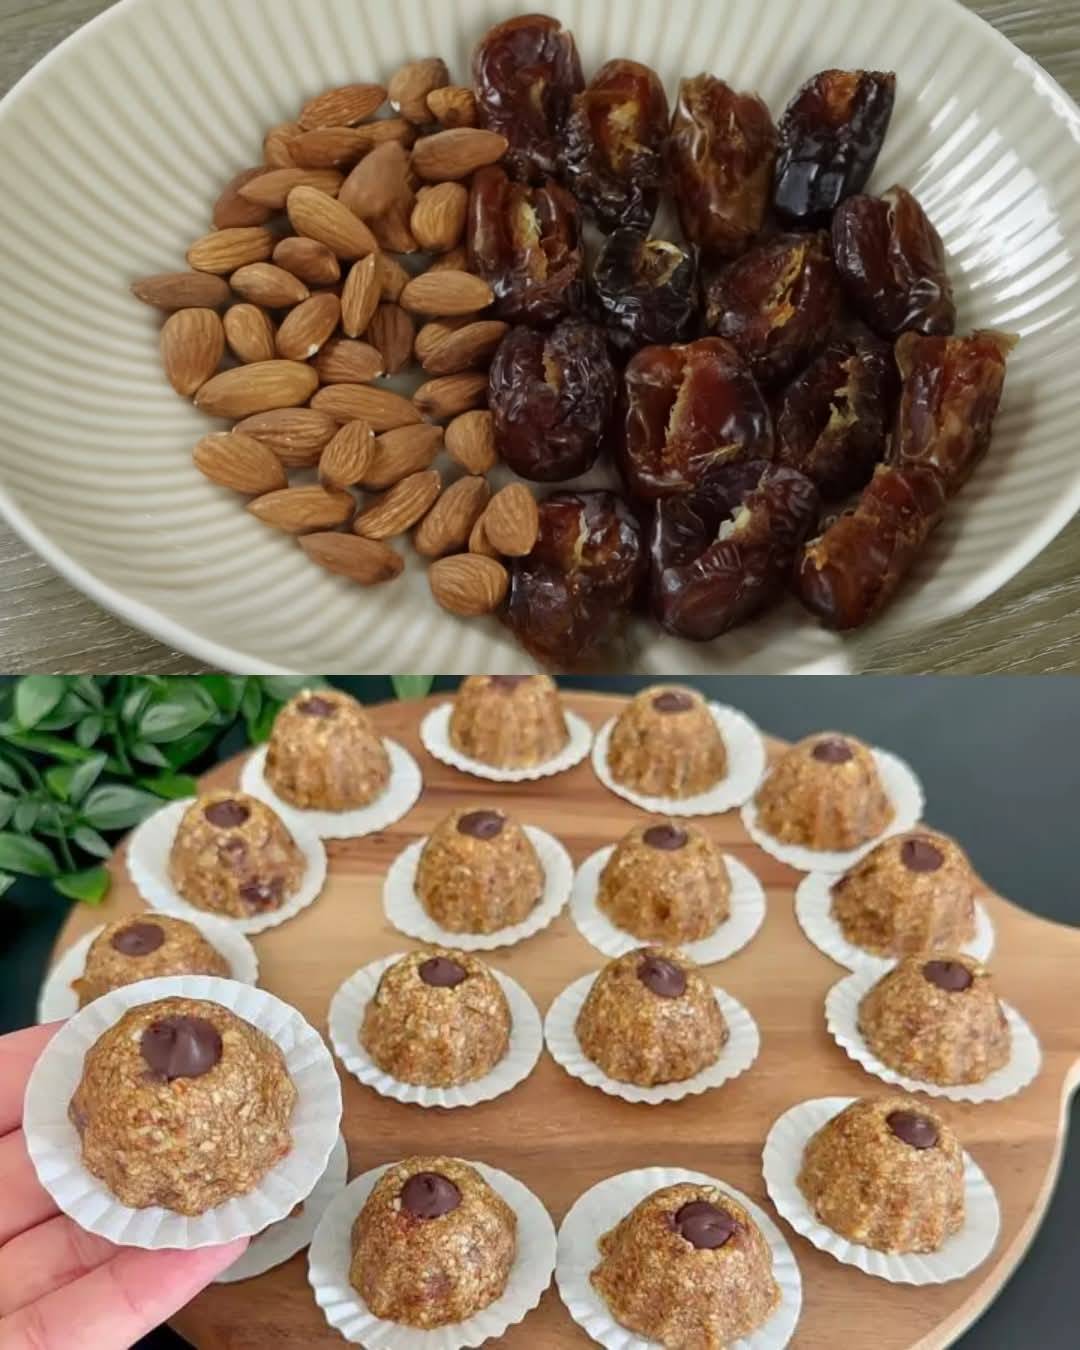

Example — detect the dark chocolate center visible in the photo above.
[812,738,853,764]
[298,695,336,717]
[922,959,973,992]
[419,956,468,988]
[637,954,687,998]
[887,1109,938,1150]
[400,1172,461,1219]
[238,878,284,913]
[901,837,945,873]
[457,810,505,840]
[672,1200,737,1250]
[652,691,693,714]
[204,798,250,828]
[140,1015,222,1081]
[643,824,688,852]
[111,921,165,957]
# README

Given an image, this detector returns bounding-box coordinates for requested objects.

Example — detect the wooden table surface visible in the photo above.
[1,0,1079,674]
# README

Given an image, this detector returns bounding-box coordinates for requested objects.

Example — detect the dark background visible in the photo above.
[2,676,1076,1348]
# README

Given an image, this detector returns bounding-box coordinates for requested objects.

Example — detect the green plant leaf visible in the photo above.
[241,680,263,721]
[4,732,113,767]
[0,795,14,830]
[72,825,113,860]
[80,784,163,831]
[72,676,106,709]
[14,676,68,729]
[45,763,77,801]
[68,753,108,805]
[75,714,104,749]
[121,685,153,723]
[54,867,110,905]
[200,676,247,716]
[138,773,199,800]
[391,675,434,700]
[161,726,221,769]
[0,872,15,898]
[260,676,318,702]
[13,800,41,833]
[130,740,169,768]
[245,701,279,745]
[139,701,214,744]
[0,832,59,876]
[0,759,20,790]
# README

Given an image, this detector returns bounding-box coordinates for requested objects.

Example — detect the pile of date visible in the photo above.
[472,15,1016,666]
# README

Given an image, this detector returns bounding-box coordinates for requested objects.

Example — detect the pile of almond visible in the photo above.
[132,60,539,618]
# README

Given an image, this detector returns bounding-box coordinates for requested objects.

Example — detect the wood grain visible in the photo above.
[49,693,1080,1348]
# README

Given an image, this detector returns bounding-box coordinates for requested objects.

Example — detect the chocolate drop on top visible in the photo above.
[652,690,694,713]
[672,1199,738,1249]
[887,1109,938,1149]
[637,954,687,998]
[203,798,251,828]
[643,824,688,851]
[489,676,532,691]
[457,810,505,840]
[400,1171,462,1219]
[922,959,974,992]
[298,695,336,717]
[901,837,945,873]
[140,1015,222,1082]
[111,921,165,957]
[812,738,854,764]
[419,956,468,988]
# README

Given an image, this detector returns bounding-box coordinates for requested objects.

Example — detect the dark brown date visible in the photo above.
[704,231,841,387]
[651,461,820,640]
[562,59,670,231]
[667,75,777,258]
[833,186,956,337]
[506,491,646,667]
[591,230,699,354]
[618,338,774,501]
[473,14,584,182]
[489,320,618,482]
[774,69,896,224]
[467,166,585,325]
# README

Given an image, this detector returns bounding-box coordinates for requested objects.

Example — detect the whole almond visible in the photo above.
[377,254,411,302]
[187,227,275,274]
[411,182,468,253]
[364,424,444,489]
[300,533,404,585]
[418,319,508,375]
[367,304,414,375]
[482,484,539,557]
[230,263,310,309]
[429,554,508,616]
[213,168,273,229]
[400,271,493,318]
[234,408,340,466]
[445,409,497,474]
[288,185,378,259]
[341,253,380,338]
[299,83,387,130]
[193,432,288,495]
[195,361,319,419]
[273,236,342,287]
[316,338,385,384]
[414,475,491,558]
[264,121,301,167]
[160,308,224,397]
[414,317,467,366]
[224,304,277,364]
[132,272,231,311]
[427,86,478,129]
[352,118,416,152]
[414,372,488,421]
[354,469,441,540]
[288,127,369,170]
[312,384,422,432]
[338,142,409,220]
[468,513,500,558]
[248,485,355,534]
[276,292,341,360]
[239,167,344,209]
[428,246,470,274]
[388,58,449,124]
[319,420,375,489]
[411,128,508,182]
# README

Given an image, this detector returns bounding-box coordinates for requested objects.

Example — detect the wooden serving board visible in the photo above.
[51,692,1080,1350]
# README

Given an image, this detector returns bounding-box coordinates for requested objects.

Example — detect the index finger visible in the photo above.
[0,1023,62,1136]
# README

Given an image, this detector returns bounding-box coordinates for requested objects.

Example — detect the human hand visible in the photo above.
[0,1022,246,1350]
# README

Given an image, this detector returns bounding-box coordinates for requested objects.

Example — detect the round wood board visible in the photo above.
[50,692,1080,1349]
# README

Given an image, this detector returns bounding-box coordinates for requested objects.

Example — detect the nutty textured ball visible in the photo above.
[449,674,570,768]
[754,732,893,850]
[598,820,731,944]
[265,687,390,810]
[606,686,727,799]
[73,916,230,1007]
[416,807,544,934]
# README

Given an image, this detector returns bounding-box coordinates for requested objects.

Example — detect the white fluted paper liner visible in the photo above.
[216,1133,348,1284]
[556,1167,802,1350]
[23,974,343,1250]
[740,749,925,873]
[328,954,543,1108]
[592,705,767,816]
[420,703,594,782]
[126,798,327,936]
[308,1159,556,1348]
[545,973,760,1105]
[38,916,259,1024]
[825,968,1041,1103]
[570,847,766,965]
[762,1096,1000,1283]
[794,870,996,974]
[382,827,573,951]
[241,740,422,840]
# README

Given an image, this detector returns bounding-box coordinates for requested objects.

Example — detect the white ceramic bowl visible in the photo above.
[0,0,1077,673]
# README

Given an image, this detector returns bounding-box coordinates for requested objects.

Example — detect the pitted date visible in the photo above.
[618,338,774,501]
[506,491,646,667]
[473,14,584,182]
[489,320,618,482]
[651,461,820,640]
[467,166,584,324]
[667,75,777,258]
[592,230,699,353]
[833,187,956,337]
[704,231,841,387]
[774,69,896,224]
[562,59,670,231]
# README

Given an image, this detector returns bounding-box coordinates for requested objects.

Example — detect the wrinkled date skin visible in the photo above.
[489,320,618,482]
[473,14,584,182]
[592,229,700,354]
[667,75,778,258]
[506,491,646,667]
[468,166,585,325]
[833,186,957,337]
[618,338,774,501]
[776,331,900,500]
[562,59,670,231]
[774,69,897,224]
[704,231,841,387]
[652,461,821,640]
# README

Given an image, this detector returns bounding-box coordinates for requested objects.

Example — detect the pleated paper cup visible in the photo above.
[762,1096,1000,1283]
[420,703,594,782]
[23,974,343,1250]
[328,954,543,1108]
[556,1166,802,1349]
[126,798,327,936]
[308,1159,556,1348]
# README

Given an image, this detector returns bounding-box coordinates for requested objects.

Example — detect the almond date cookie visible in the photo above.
[598,821,731,944]
[797,1095,965,1253]
[575,948,728,1087]
[606,686,727,799]
[350,1156,516,1328]
[754,732,893,850]
[73,916,230,1008]
[360,948,511,1087]
[415,807,544,934]
[591,1183,780,1348]
[449,674,570,768]
[265,687,391,810]
[69,996,296,1215]
[168,791,305,919]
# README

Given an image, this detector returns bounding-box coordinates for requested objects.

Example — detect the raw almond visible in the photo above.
[312,383,422,432]
[224,304,277,364]
[410,182,468,252]
[354,469,441,539]
[338,142,409,219]
[213,168,273,229]
[193,432,287,495]
[341,253,380,338]
[400,270,493,317]
[288,127,369,170]
[187,227,275,274]
[445,409,497,474]
[352,118,416,152]
[299,83,387,130]
[377,254,411,302]
[427,86,478,129]
[264,121,301,167]
[482,483,539,557]
[364,424,444,489]
[319,420,375,488]
[417,319,508,375]
[428,246,469,273]
[276,292,341,360]
[414,372,488,421]
[388,58,449,124]
[369,194,419,254]
[160,308,225,397]
[195,361,319,419]
[273,236,341,287]
[300,532,403,585]
[316,338,385,384]
[429,554,508,616]
[367,303,414,375]
[468,513,500,558]
[230,263,310,309]
[288,185,378,259]
[239,167,344,209]
[131,271,231,311]
[248,485,355,534]
[414,475,491,558]
[234,408,340,466]
[414,317,467,366]
[411,128,508,181]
